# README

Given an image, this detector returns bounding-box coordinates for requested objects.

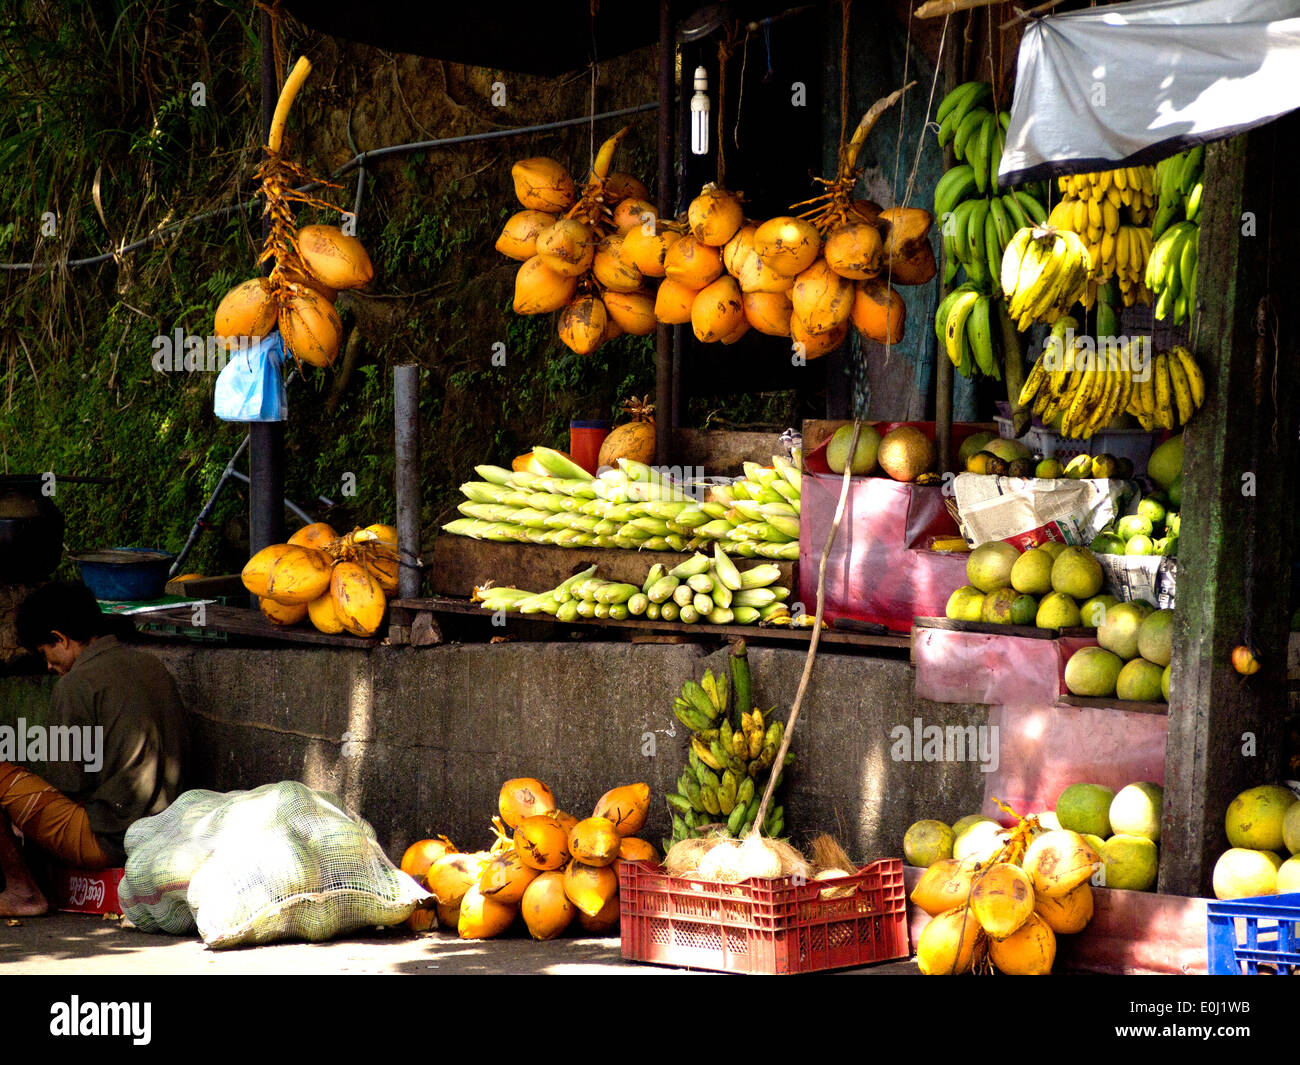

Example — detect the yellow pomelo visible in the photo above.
[1050,547,1103,599]
[1225,784,1297,851]
[966,542,1020,593]
[1276,856,1300,893]
[1010,547,1055,595]
[1064,646,1123,698]
[903,819,955,868]
[1099,834,1158,891]
[1109,782,1163,841]
[1212,847,1283,900]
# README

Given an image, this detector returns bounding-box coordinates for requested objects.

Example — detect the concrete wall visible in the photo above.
[4,641,989,864]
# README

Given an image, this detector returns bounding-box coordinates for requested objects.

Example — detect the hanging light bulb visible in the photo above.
[690,65,710,156]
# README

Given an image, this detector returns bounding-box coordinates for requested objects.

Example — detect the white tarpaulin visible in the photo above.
[1000,0,1300,185]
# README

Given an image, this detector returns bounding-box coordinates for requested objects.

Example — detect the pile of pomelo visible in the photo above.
[1065,603,1172,702]
[946,540,1111,631]
[1049,781,1164,891]
[1212,783,1300,899]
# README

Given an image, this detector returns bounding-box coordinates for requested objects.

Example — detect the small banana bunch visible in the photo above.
[1128,346,1206,431]
[664,644,792,847]
[1001,227,1091,330]
[1144,221,1198,324]
[1058,167,1156,224]
[1016,322,1134,439]
[1151,147,1204,239]
[935,283,1002,379]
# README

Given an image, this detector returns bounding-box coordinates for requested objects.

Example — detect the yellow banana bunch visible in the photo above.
[1047,177,1153,308]
[1125,345,1206,431]
[1001,227,1091,331]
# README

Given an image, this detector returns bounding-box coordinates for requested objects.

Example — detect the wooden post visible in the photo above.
[1160,115,1300,897]
[655,0,674,466]
[934,17,961,474]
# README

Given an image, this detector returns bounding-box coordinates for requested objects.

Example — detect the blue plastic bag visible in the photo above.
[213,331,287,422]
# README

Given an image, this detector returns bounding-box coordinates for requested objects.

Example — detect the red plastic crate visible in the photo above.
[51,866,124,915]
[618,858,908,974]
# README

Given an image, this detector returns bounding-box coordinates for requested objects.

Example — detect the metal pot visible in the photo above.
[0,476,65,585]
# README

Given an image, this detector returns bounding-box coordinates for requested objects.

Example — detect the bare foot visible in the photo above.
[0,881,49,916]
[0,821,50,916]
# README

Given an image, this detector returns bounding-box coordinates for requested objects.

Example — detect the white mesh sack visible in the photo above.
[121,781,428,948]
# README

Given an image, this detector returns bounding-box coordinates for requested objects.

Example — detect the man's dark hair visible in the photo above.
[16,582,105,652]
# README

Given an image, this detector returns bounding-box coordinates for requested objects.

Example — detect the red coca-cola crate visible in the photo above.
[51,866,124,915]
[618,858,907,974]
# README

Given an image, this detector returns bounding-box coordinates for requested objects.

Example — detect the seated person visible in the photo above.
[0,582,187,915]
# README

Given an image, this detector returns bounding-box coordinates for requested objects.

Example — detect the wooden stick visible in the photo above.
[915,0,1005,19]
[750,421,860,837]
[1000,0,1069,30]
[268,56,312,153]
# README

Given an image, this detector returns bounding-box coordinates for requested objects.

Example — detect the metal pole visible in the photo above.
[394,364,422,600]
[250,8,284,552]
[655,0,674,466]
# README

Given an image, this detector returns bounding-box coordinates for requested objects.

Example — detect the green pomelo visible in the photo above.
[981,586,1021,624]
[1056,783,1115,838]
[1116,658,1165,701]
[1161,664,1171,701]
[1097,601,1155,660]
[1064,646,1123,698]
[1277,856,1300,894]
[1009,594,1039,626]
[1225,784,1298,851]
[1100,834,1159,891]
[1167,474,1182,509]
[827,423,882,475]
[1035,457,1064,479]
[1109,782,1164,842]
[1089,532,1125,555]
[951,814,991,837]
[1082,833,1108,855]
[1036,592,1081,629]
[1137,610,1174,667]
[984,438,1032,463]
[967,542,1021,593]
[1212,847,1282,900]
[1136,497,1167,525]
[1079,594,1119,629]
[1125,534,1154,556]
[1284,802,1300,855]
[903,819,956,868]
[1117,514,1154,541]
[1011,548,1056,595]
[1051,547,1103,599]
[1147,434,1184,490]
[958,431,996,468]
[945,585,986,622]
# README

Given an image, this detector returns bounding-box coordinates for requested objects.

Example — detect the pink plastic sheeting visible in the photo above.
[912,628,1066,707]
[981,701,1169,823]
[799,475,969,632]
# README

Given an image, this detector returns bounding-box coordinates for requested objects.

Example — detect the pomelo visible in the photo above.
[1124,534,1154,556]
[1064,646,1123,698]
[1109,782,1163,841]
[1116,514,1154,541]
[1082,833,1107,855]
[1161,664,1171,701]
[957,431,996,468]
[945,585,985,622]
[1064,454,1093,479]
[1035,457,1064,479]
[1051,547,1103,599]
[1116,658,1165,701]
[904,819,955,868]
[826,423,881,475]
[1284,801,1300,855]
[1097,601,1154,660]
[1055,783,1115,838]
[1278,856,1300,893]
[980,586,1021,624]
[1167,474,1182,508]
[1009,594,1039,626]
[877,425,936,482]
[1089,532,1124,555]
[1212,847,1282,900]
[1099,834,1159,891]
[1036,540,1067,560]
[1080,594,1119,629]
[984,438,1032,464]
[967,542,1020,593]
[1036,592,1081,630]
[1225,784,1298,851]
[1011,547,1056,595]
[1147,434,1183,490]
[951,814,991,837]
[1137,609,1174,667]
[1137,497,1167,525]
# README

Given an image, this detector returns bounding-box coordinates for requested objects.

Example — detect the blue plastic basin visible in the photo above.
[72,547,174,602]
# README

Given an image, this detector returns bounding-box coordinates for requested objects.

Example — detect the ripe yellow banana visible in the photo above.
[1153,352,1174,430]
[1171,345,1205,407]
[1166,351,1195,426]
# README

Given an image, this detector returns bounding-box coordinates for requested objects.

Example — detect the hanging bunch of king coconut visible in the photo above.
[501,127,668,356]
[910,803,1102,976]
[241,522,399,637]
[656,85,929,359]
[212,57,374,369]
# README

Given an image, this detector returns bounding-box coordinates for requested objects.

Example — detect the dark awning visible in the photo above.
[281,2,661,75]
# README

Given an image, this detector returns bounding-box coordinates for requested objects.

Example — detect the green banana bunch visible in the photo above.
[1144,219,1198,325]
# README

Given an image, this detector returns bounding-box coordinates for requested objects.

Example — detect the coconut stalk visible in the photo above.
[750,420,862,839]
[790,85,918,234]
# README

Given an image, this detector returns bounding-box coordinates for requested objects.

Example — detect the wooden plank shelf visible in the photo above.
[388,596,911,652]
[1057,695,1169,715]
[141,604,381,649]
[912,616,1100,641]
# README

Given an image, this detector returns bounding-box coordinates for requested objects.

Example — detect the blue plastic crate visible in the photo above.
[1207,891,1300,975]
